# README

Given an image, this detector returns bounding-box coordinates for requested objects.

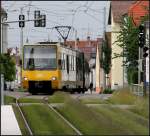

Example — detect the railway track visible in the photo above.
[43,95,83,135]
[16,96,33,135]
[15,93,82,135]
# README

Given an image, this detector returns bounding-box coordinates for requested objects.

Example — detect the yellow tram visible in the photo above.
[22,42,89,94]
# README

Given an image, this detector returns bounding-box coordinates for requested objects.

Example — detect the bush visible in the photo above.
[127,68,138,84]
[107,88,137,104]
[0,53,16,81]
[103,88,114,94]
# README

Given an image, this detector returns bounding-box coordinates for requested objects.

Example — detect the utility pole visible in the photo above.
[75,29,77,50]
[20,7,23,86]
[103,7,106,90]
[138,47,141,92]
[1,11,7,105]
[123,45,125,88]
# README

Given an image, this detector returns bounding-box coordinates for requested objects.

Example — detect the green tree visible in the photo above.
[101,40,111,74]
[113,15,139,84]
[0,53,16,81]
[100,39,111,88]
[113,3,149,85]
[113,16,139,66]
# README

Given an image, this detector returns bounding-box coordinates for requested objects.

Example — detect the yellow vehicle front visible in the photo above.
[22,44,61,94]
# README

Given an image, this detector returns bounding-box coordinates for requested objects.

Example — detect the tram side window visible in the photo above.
[63,53,66,70]
[63,53,65,70]
[61,53,63,70]
[72,56,74,71]
[66,55,69,73]
[76,57,78,73]
[71,56,73,70]
[74,56,76,71]
[69,55,72,70]
[59,53,61,70]
[71,55,73,71]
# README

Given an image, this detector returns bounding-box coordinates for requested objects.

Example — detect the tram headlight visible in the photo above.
[51,77,57,81]
[24,77,28,81]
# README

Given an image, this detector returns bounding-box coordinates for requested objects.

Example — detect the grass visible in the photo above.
[105,88,149,119]
[92,106,149,135]
[79,97,109,104]
[57,98,139,135]
[48,91,70,103]
[21,104,77,135]
[4,95,16,105]
[12,105,30,135]
[129,96,149,119]
[106,88,137,105]
[18,98,44,103]
[16,87,27,92]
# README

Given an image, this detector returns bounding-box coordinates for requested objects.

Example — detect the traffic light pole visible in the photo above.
[20,8,23,87]
[138,47,141,93]
[1,15,7,105]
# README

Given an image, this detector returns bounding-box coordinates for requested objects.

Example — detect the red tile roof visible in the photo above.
[111,1,136,23]
[128,1,149,26]
[66,38,103,61]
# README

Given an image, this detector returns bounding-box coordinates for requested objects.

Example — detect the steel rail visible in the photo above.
[47,103,82,135]
[16,98,33,135]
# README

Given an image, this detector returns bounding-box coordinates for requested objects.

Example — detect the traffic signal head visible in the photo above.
[34,10,41,27]
[138,25,145,48]
[19,15,25,27]
[143,46,149,58]
[40,14,46,27]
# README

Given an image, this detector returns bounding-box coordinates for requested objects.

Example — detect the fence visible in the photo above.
[129,84,144,96]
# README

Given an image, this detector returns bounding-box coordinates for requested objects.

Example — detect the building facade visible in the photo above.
[110,1,135,89]
[66,37,102,90]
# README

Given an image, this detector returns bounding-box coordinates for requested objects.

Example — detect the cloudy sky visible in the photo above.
[2,1,110,48]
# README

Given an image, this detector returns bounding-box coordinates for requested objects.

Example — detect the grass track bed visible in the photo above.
[79,97,109,104]
[18,98,44,103]
[92,106,149,135]
[56,98,149,135]
[56,98,134,135]
[12,105,30,135]
[4,95,16,105]
[48,91,69,103]
[20,104,76,135]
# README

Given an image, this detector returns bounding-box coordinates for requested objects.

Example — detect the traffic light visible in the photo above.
[138,25,145,48]
[40,14,46,27]
[34,10,41,27]
[19,15,25,27]
[143,46,149,58]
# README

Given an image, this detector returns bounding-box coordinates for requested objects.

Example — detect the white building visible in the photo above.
[110,1,134,89]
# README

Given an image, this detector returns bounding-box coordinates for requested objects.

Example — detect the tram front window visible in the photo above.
[24,46,57,70]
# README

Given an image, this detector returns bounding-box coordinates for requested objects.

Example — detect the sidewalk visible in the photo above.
[85,89,98,94]
[1,105,22,135]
